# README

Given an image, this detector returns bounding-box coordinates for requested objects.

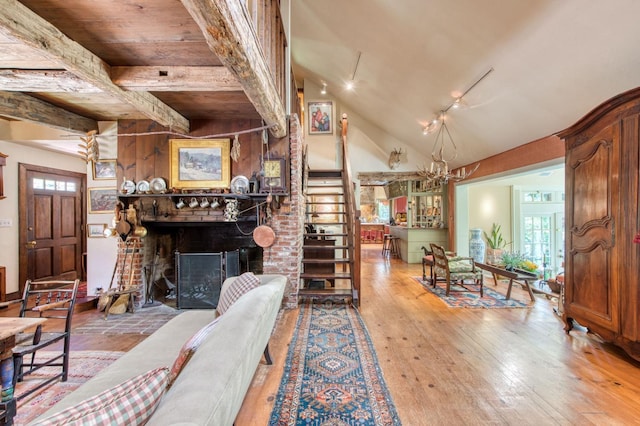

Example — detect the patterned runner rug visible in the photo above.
[269,301,401,425]
[14,350,124,425]
[412,277,531,308]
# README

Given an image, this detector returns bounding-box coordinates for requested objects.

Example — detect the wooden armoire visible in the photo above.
[558,87,640,362]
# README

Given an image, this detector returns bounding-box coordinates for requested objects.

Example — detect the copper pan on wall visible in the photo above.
[253,225,275,248]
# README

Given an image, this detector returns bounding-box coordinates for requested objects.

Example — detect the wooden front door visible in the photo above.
[19,164,85,295]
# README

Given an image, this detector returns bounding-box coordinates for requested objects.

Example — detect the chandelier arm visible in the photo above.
[442,122,458,162]
[431,123,445,162]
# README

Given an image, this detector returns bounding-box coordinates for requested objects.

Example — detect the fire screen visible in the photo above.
[175,251,239,309]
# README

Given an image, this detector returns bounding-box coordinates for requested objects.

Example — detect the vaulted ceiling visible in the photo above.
[291,0,640,168]
[2,1,640,169]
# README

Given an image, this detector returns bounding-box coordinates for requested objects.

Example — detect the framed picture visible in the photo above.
[88,187,117,213]
[87,223,106,238]
[92,159,117,180]
[170,139,230,190]
[308,101,333,134]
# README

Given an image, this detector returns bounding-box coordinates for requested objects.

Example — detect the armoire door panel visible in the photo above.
[565,123,619,332]
[559,87,640,362]
[568,138,613,231]
[569,246,611,322]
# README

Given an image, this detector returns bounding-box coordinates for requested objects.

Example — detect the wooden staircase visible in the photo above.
[299,169,359,305]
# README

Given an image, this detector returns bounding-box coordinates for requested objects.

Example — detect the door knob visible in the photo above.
[26,240,37,249]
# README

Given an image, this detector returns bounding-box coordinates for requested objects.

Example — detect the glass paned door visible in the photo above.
[522,214,564,278]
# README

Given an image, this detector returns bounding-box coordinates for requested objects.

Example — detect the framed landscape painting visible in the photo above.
[308,101,333,134]
[169,139,231,190]
[87,223,106,238]
[92,159,117,180]
[88,187,117,213]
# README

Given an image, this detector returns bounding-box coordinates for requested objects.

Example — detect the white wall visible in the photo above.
[0,138,86,294]
[455,164,564,255]
[86,122,118,296]
[303,79,431,205]
[0,120,118,296]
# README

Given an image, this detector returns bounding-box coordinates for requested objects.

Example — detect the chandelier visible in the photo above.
[417,68,493,184]
[418,111,479,183]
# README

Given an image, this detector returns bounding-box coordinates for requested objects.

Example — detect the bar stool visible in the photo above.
[382,234,393,255]
[389,236,400,258]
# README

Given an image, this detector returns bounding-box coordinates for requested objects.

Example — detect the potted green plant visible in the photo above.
[500,251,539,274]
[484,223,507,264]
[500,251,524,271]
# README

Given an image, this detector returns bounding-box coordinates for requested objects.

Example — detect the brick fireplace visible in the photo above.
[114,116,305,309]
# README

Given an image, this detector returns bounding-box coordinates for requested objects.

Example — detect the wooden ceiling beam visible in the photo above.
[0,67,243,92]
[111,66,243,91]
[181,0,287,138]
[358,171,427,186]
[0,69,102,93]
[0,0,190,134]
[0,91,98,134]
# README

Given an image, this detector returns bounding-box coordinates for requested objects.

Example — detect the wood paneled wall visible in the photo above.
[116,119,289,188]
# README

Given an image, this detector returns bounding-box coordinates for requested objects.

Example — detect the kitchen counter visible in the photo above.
[389,226,448,263]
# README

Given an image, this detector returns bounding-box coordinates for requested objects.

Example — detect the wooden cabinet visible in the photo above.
[558,87,640,362]
[388,179,447,229]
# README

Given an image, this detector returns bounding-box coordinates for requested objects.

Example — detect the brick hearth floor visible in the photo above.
[73,303,181,335]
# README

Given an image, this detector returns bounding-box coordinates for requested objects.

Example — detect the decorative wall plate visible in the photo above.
[121,179,136,194]
[150,177,167,194]
[230,175,250,194]
[136,180,150,193]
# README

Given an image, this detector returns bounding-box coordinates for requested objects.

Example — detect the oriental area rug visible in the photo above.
[14,350,124,425]
[269,301,401,426]
[412,277,531,308]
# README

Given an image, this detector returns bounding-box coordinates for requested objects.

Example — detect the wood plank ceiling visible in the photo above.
[0,0,280,136]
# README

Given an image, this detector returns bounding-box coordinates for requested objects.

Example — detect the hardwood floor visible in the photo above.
[9,245,640,425]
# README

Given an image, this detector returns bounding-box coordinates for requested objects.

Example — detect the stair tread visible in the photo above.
[308,170,343,176]
[307,201,346,204]
[301,273,352,279]
[302,245,350,250]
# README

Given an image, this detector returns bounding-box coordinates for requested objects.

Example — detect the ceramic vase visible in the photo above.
[469,228,485,263]
[1,357,13,401]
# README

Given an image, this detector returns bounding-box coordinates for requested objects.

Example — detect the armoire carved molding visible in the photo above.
[558,87,640,362]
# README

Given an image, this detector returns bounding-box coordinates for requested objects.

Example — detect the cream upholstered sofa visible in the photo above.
[32,274,287,426]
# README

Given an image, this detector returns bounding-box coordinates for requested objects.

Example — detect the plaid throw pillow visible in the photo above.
[216,272,260,315]
[33,367,169,426]
[168,317,220,387]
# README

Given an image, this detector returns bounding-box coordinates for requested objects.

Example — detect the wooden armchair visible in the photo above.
[0,279,79,400]
[420,246,435,282]
[430,244,483,297]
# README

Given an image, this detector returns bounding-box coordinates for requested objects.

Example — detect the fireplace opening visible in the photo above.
[176,250,240,309]
[141,222,263,308]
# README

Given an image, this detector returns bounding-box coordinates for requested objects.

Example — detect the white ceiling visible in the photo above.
[291,0,640,168]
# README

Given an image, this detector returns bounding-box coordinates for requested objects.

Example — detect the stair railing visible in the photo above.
[340,114,361,305]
